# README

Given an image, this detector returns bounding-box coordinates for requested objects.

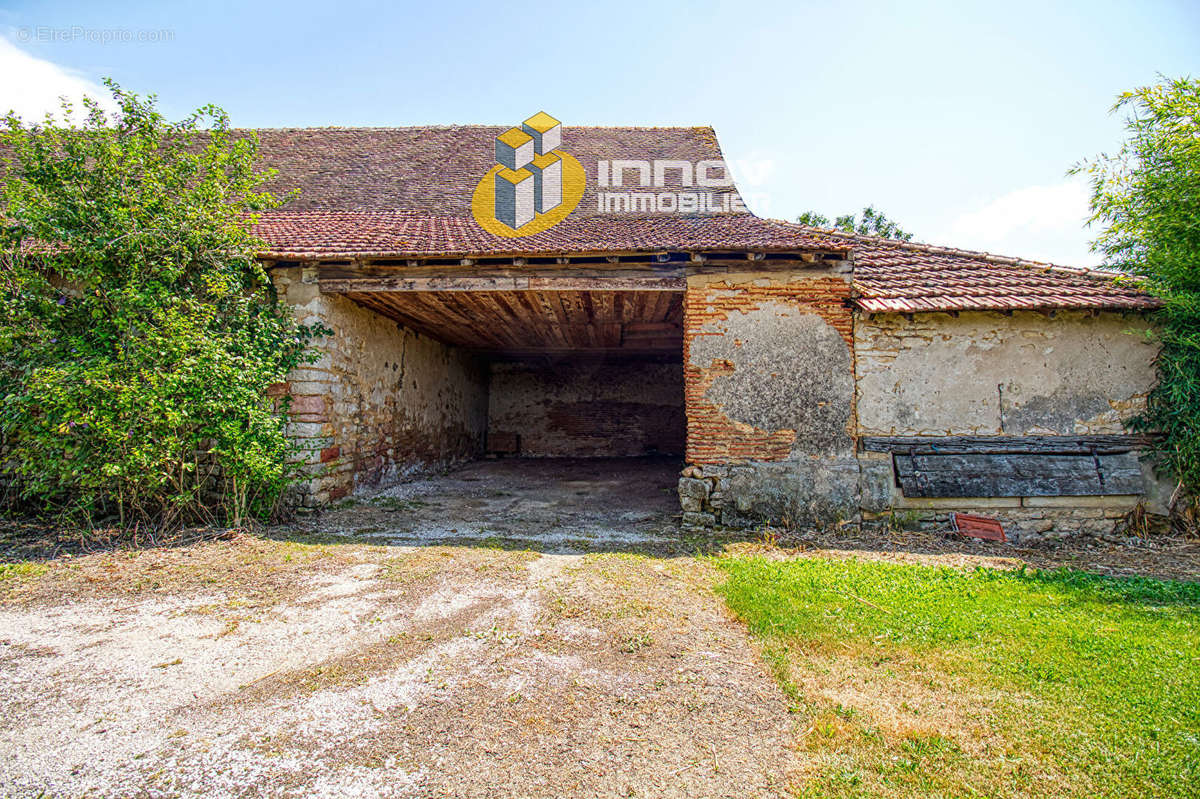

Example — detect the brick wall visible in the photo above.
[683,270,855,465]
[274,266,489,506]
[679,266,860,527]
[488,361,684,457]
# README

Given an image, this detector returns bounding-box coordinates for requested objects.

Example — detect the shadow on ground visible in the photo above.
[4,455,1199,582]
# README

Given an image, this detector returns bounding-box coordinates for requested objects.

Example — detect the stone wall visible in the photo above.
[274,267,489,506]
[679,265,859,527]
[855,310,1165,542]
[487,361,684,457]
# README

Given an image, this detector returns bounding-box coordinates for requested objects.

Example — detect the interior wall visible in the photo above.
[487,361,685,457]
[275,266,490,505]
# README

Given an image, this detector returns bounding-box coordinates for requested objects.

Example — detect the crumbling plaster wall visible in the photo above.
[678,266,859,527]
[488,361,685,457]
[855,310,1156,436]
[274,266,489,506]
[855,310,1167,541]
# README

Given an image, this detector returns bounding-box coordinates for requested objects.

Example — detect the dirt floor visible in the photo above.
[2,457,1197,798]
[310,457,685,551]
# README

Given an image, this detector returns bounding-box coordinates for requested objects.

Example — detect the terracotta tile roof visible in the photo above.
[782,224,1158,313]
[248,126,845,258]
[4,124,1159,312]
[252,210,846,259]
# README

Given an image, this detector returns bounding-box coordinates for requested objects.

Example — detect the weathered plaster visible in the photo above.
[854,309,1168,541]
[688,304,853,458]
[855,310,1157,436]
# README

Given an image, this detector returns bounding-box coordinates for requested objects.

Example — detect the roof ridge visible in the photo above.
[776,220,1131,282]
[237,124,717,133]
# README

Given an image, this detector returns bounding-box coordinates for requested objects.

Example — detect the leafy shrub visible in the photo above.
[1074,76,1200,518]
[0,81,326,528]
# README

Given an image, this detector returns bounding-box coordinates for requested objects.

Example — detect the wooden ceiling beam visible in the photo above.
[343,289,687,357]
[321,275,684,293]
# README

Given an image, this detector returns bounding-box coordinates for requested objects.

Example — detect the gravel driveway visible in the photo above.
[0,459,798,798]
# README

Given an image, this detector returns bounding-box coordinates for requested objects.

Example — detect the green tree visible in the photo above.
[796,205,913,241]
[1073,76,1200,509]
[0,81,325,528]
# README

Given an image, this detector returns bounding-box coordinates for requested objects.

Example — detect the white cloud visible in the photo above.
[0,35,116,121]
[932,178,1100,266]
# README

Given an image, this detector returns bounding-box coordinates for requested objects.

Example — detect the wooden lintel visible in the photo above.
[322,275,686,293]
[860,434,1157,455]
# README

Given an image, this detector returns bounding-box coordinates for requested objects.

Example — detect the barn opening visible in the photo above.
[334,280,686,478]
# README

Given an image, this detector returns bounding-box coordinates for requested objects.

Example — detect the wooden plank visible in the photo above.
[894,452,1144,498]
[623,322,682,339]
[527,276,683,292]
[862,435,1154,455]
[344,285,689,356]
[664,292,684,323]
[482,347,684,360]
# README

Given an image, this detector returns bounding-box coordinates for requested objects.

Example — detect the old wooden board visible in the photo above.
[893,451,1144,498]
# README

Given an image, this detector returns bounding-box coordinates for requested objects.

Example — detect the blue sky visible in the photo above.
[1,0,1196,264]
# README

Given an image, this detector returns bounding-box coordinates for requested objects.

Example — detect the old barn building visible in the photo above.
[252,123,1165,541]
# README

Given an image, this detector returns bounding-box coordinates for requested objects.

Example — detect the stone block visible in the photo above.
[718,457,860,529]
[857,457,893,513]
[286,421,332,439]
[1022,495,1140,508]
[892,496,1022,510]
[677,477,711,513]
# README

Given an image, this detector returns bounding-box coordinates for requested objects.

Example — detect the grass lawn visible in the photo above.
[715,555,1200,798]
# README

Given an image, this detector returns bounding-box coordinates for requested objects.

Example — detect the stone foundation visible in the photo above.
[679,459,861,528]
[867,504,1139,545]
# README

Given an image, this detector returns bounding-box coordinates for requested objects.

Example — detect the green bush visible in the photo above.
[1074,76,1200,513]
[0,81,325,528]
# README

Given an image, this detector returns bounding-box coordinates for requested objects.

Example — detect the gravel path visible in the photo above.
[1,537,798,798]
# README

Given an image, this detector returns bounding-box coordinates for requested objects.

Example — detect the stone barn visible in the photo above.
[252,120,1165,541]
